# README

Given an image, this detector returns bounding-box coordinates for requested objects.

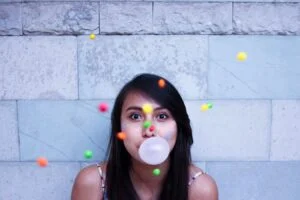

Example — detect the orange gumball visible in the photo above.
[158,79,166,88]
[117,132,126,140]
[37,157,48,167]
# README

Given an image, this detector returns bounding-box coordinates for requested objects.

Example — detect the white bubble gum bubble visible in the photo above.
[138,137,170,165]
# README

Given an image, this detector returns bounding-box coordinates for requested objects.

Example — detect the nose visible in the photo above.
[143,124,156,138]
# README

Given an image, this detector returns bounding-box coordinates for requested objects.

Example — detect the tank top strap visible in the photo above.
[96,163,105,192]
[188,171,206,186]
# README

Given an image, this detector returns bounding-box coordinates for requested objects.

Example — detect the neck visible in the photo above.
[130,158,170,195]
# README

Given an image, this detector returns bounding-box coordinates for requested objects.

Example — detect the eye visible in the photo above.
[157,113,168,120]
[129,113,142,121]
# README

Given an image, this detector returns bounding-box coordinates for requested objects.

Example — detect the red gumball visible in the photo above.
[149,125,155,132]
[98,103,108,112]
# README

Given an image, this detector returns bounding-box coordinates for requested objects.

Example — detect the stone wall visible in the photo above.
[1,1,300,199]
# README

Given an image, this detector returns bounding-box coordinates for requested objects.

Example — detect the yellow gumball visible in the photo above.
[201,104,209,111]
[142,104,153,114]
[236,52,247,61]
[89,34,96,40]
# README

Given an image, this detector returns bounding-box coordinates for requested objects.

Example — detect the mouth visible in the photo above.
[137,142,143,149]
[137,138,148,149]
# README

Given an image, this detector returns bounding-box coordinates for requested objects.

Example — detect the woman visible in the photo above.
[71,73,218,200]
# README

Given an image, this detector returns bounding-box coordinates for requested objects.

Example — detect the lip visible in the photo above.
[137,143,142,149]
[137,140,147,149]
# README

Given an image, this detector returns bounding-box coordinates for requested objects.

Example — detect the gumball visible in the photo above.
[158,79,166,88]
[200,104,209,111]
[117,132,126,140]
[143,121,152,128]
[37,157,48,167]
[149,125,155,132]
[90,34,96,40]
[153,168,161,176]
[84,150,93,159]
[237,52,247,61]
[142,104,153,114]
[98,103,108,112]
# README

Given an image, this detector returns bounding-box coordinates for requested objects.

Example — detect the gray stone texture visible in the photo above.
[0,36,77,99]
[0,162,80,200]
[208,36,300,99]
[80,162,97,169]
[277,0,300,2]
[187,100,270,161]
[153,2,232,34]
[18,100,112,161]
[0,101,19,161]
[78,35,208,99]
[100,2,152,34]
[0,0,21,3]
[0,3,21,35]
[23,2,99,35]
[24,0,97,1]
[0,1,300,200]
[271,100,300,160]
[193,162,206,172]
[234,3,300,35]
[208,162,300,200]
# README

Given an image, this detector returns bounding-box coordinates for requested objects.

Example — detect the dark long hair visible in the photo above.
[105,73,193,200]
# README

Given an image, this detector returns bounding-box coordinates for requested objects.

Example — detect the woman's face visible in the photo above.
[120,91,177,165]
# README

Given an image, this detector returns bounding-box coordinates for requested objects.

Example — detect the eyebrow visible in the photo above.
[125,106,166,112]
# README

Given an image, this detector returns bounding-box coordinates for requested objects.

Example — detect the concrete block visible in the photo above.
[0,162,80,200]
[187,100,270,161]
[207,161,300,200]
[18,100,112,161]
[208,36,300,99]
[0,36,77,99]
[78,35,208,99]
[234,3,300,35]
[153,2,232,34]
[271,100,300,160]
[23,2,99,35]
[0,3,21,35]
[0,101,19,161]
[100,2,152,34]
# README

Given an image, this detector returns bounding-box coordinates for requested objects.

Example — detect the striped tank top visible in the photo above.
[96,163,206,200]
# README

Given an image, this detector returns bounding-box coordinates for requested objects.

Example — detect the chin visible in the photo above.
[131,156,144,164]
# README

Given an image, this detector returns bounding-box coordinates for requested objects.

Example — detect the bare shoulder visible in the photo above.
[71,162,107,200]
[188,164,219,200]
